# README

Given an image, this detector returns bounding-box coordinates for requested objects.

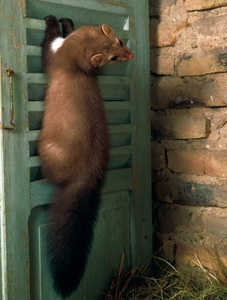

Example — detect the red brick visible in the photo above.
[168,149,205,175]
[149,0,177,16]
[175,243,227,284]
[150,48,175,75]
[150,19,188,48]
[202,207,227,239]
[158,234,176,261]
[154,181,172,203]
[167,176,227,207]
[175,244,214,270]
[151,110,210,140]
[151,74,227,109]
[204,151,227,177]
[184,0,227,11]
[192,14,227,39]
[168,150,227,177]
[156,203,203,233]
[177,48,227,76]
[151,143,166,170]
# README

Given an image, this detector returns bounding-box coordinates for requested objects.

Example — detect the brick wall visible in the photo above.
[150,0,227,276]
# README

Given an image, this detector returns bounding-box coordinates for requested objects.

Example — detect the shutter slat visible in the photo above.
[25,73,131,85]
[29,145,132,168]
[24,19,130,39]
[25,45,42,56]
[24,18,45,30]
[27,124,132,142]
[27,100,131,112]
[30,168,132,208]
[40,0,131,15]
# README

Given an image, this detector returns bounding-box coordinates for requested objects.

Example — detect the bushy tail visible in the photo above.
[47,184,101,298]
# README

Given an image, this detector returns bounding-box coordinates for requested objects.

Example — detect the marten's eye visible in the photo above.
[111,56,118,61]
[119,40,123,46]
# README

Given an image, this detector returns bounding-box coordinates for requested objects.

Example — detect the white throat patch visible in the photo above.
[51,37,65,53]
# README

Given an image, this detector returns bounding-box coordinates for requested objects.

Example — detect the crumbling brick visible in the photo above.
[151,110,210,140]
[184,0,227,11]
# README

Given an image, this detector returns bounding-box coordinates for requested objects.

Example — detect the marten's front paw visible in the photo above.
[59,18,75,37]
[44,15,59,28]
[44,15,60,39]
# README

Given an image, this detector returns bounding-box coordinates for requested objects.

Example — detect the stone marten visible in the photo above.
[38,15,133,298]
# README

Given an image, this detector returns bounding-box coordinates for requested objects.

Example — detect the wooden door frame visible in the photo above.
[0,1,31,299]
[0,0,152,298]
[131,0,152,264]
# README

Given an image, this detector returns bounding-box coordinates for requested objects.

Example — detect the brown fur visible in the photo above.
[38,16,133,298]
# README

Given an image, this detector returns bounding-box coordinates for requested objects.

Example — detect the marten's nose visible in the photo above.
[128,53,134,60]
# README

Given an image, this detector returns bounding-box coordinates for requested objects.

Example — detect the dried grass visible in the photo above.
[103,254,227,300]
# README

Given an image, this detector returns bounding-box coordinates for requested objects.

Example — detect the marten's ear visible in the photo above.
[101,24,114,37]
[91,54,105,67]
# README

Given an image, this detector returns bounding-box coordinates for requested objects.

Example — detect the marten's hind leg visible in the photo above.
[43,15,60,73]
[59,18,75,38]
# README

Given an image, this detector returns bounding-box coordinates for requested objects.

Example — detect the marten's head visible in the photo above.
[52,24,133,73]
[88,24,133,68]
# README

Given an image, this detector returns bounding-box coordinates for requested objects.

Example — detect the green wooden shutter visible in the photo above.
[0,0,151,299]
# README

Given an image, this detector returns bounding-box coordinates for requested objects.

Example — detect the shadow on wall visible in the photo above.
[150,0,227,205]
[150,0,227,273]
